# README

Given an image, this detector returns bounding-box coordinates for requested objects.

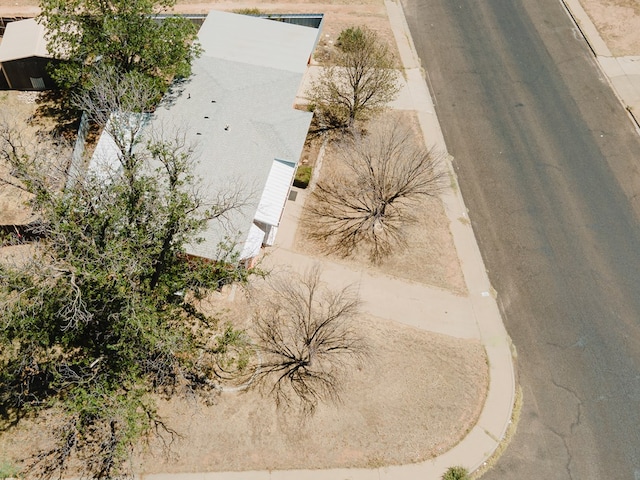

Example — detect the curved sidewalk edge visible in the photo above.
[141,2,517,480]
[383,0,516,476]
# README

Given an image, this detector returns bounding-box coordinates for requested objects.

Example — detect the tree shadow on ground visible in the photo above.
[33,90,82,141]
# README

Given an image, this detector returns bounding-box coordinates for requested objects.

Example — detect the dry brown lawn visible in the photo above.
[134,313,487,473]
[0,91,73,227]
[296,111,468,295]
[580,0,640,56]
[0,281,488,475]
[0,91,45,226]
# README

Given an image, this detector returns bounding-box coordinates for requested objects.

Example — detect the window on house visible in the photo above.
[30,77,45,89]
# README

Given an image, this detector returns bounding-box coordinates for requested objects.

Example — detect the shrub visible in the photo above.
[294,165,312,188]
[214,324,252,373]
[442,466,469,480]
[0,459,19,479]
[336,26,367,52]
[233,8,262,15]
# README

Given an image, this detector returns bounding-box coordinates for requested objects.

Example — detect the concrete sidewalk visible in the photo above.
[562,0,640,131]
[145,1,516,479]
[158,2,640,479]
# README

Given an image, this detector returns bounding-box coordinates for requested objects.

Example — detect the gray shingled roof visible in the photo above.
[148,10,317,260]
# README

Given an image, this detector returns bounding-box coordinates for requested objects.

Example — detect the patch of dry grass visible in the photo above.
[0,91,73,227]
[579,0,640,56]
[296,111,467,295]
[135,314,488,473]
[0,298,488,475]
[0,92,44,226]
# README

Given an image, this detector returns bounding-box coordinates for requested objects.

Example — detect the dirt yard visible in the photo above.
[0,316,487,474]
[0,90,74,227]
[0,92,45,226]
[296,111,468,295]
[1,0,638,476]
[0,276,488,475]
[133,314,487,473]
[580,0,640,56]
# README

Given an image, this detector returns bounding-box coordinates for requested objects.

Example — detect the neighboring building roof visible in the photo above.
[197,10,318,74]
[149,10,318,260]
[0,18,51,63]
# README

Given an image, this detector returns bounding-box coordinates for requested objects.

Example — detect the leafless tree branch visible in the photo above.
[308,26,400,128]
[305,120,447,262]
[252,266,366,415]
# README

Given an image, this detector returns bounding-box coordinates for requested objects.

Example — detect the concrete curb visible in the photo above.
[141,3,517,480]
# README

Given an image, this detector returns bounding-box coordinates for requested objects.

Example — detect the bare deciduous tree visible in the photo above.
[73,64,159,159]
[252,266,366,415]
[306,121,446,262]
[308,26,401,128]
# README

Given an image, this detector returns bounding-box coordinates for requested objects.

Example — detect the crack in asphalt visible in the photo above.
[547,377,585,479]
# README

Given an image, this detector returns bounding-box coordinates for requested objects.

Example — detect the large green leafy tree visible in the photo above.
[0,71,251,478]
[39,0,200,96]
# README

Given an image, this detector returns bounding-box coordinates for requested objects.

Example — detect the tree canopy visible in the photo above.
[309,26,400,128]
[0,76,253,477]
[38,0,200,97]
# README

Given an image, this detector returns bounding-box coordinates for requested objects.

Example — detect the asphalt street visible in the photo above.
[401,0,640,478]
